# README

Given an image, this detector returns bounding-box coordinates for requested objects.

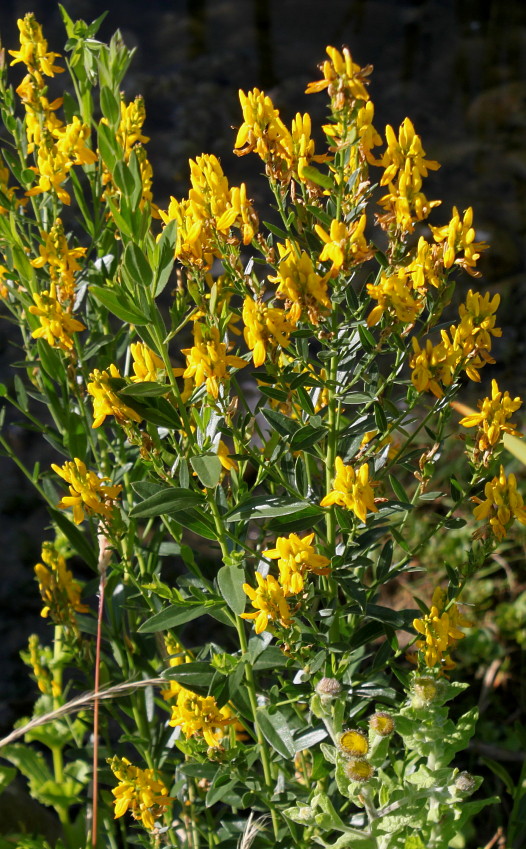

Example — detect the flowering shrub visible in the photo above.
[0,10,521,849]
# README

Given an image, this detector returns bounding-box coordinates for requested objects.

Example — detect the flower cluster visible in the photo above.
[177,323,247,400]
[321,458,378,522]
[87,365,144,428]
[235,89,327,183]
[270,240,331,325]
[242,297,295,367]
[51,457,122,525]
[367,268,425,328]
[107,756,172,831]
[376,117,440,235]
[315,215,373,277]
[410,290,501,397]
[472,466,526,540]
[29,284,85,351]
[168,687,235,747]
[459,379,522,464]
[241,572,294,635]
[160,153,257,269]
[413,587,470,668]
[263,532,331,594]
[34,541,87,623]
[242,532,329,633]
[30,218,86,305]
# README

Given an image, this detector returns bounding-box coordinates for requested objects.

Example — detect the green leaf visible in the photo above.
[100,85,120,127]
[205,773,238,808]
[257,708,295,757]
[261,407,300,438]
[217,565,246,615]
[358,324,376,352]
[481,757,515,795]
[49,509,97,569]
[138,603,215,632]
[130,487,205,518]
[0,766,16,795]
[225,495,310,521]
[118,381,170,398]
[190,454,222,489]
[97,121,120,172]
[301,165,333,189]
[293,727,328,752]
[172,508,218,540]
[267,505,325,534]
[289,425,327,452]
[162,661,215,695]
[90,284,150,325]
[123,242,153,289]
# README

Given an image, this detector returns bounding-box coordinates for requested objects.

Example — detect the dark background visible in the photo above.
[0,0,525,733]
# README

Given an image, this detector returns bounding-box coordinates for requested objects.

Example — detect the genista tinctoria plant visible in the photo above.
[0,9,519,849]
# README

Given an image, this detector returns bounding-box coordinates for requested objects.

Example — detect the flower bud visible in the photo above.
[411,676,440,708]
[294,805,315,823]
[345,758,374,782]
[338,728,369,757]
[452,771,477,796]
[369,711,395,736]
[316,677,342,698]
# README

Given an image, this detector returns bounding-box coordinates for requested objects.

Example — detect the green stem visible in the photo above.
[206,491,280,840]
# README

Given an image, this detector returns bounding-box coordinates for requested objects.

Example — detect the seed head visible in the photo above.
[316,677,342,697]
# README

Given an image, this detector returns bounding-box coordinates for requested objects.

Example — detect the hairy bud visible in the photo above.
[369,711,395,736]
[345,758,374,782]
[316,677,342,697]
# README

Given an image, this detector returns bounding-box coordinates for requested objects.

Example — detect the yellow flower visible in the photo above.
[367,268,425,327]
[242,297,295,367]
[234,88,291,177]
[117,96,150,153]
[459,380,522,459]
[87,364,144,428]
[9,14,64,77]
[108,756,172,831]
[338,729,369,756]
[179,324,246,399]
[315,215,372,277]
[168,687,235,747]
[130,342,166,383]
[269,240,331,325]
[25,634,57,696]
[472,465,526,540]
[241,572,293,634]
[51,457,122,525]
[404,236,443,291]
[29,284,85,351]
[378,159,441,234]
[263,532,330,594]
[379,118,440,187]
[159,155,258,266]
[34,541,88,621]
[409,329,468,398]
[25,130,72,205]
[160,636,193,703]
[306,46,371,106]
[31,218,86,304]
[430,206,488,274]
[217,439,238,472]
[320,458,378,523]
[413,587,469,668]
